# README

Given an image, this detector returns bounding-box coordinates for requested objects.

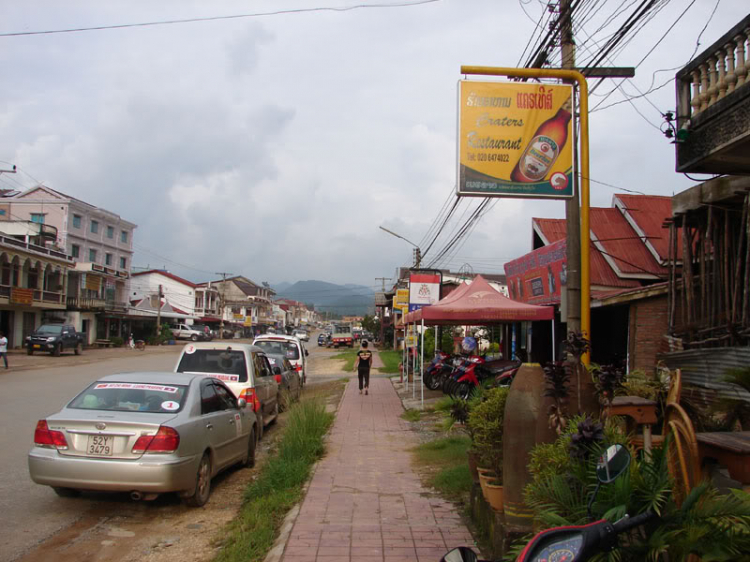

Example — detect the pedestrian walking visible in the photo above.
[0,331,8,369]
[354,340,373,395]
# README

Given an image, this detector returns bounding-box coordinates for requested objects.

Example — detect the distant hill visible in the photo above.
[272,281,292,293]
[275,280,374,316]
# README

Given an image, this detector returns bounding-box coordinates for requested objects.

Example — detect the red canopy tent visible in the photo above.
[408,274,554,325]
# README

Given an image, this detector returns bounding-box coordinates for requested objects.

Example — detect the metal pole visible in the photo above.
[552,319,556,361]
[421,318,425,409]
[460,65,591,366]
[412,321,416,400]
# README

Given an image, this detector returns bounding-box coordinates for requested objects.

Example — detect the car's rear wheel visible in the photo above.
[53,487,80,498]
[242,426,256,468]
[183,453,211,507]
[270,402,279,425]
[74,342,82,355]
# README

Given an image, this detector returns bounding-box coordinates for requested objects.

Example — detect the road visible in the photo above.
[0,334,346,562]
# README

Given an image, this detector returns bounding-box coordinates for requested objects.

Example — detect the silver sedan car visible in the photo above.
[28,372,258,507]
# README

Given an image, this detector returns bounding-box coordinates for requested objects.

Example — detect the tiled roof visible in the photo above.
[132,269,197,288]
[614,194,681,262]
[590,207,667,278]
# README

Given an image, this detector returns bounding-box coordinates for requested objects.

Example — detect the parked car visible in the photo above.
[265,353,302,411]
[170,323,210,342]
[191,324,213,341]
[27,372,258,506]
[26,324,85,356]
[317,333,329,346]
[253,334,308,385]
[174,342,279,437]
[292,329,309,342]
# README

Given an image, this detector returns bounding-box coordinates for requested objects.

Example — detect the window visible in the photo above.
[71,244,80,258]
[107,226,114,239]
[0,209,6,216]
[214,384,237,410]
[200,383,222,415]
[72,214,81,228]
[119,257,127,269]
[90,220,98,234]
[105,253,112,266]
[30,213,45,224]
[121,231,128,243]
[89,249,97,263]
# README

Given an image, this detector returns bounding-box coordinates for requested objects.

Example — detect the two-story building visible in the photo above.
[0,219,74,347]
[7,185,136,344]
[207,276,276,336]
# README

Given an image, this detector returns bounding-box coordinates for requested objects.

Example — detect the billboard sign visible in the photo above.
[504,239,567,305]
[394,289,410,307]
[408,272,442,312]
[458,81,574,198]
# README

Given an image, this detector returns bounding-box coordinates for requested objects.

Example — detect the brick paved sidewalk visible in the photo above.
[279,378,477,562]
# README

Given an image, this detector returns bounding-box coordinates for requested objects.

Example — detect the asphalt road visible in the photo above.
[0,347,182,562]
[0,333,344,562]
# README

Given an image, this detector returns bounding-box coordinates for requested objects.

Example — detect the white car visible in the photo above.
[253,334,308,385]
[292,329,309,342]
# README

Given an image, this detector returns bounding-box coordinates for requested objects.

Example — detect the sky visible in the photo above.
[0,0,745,291]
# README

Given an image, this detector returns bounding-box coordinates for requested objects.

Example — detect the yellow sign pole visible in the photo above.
[460,66,590,364]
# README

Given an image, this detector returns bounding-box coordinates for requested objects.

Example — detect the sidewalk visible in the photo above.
[278,378,477,562]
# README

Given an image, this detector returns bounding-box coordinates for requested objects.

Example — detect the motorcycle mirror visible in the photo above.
[596,444,631,483]
[441,547,478,562]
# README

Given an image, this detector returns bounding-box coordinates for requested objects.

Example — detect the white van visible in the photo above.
[252,334,308,385]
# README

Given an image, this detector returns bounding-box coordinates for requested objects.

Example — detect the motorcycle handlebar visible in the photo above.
[612,511,655,534]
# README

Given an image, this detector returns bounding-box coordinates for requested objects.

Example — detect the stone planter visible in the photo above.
[483,478,504,512]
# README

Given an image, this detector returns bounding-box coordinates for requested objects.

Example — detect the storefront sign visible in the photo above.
[394,289,409,307]
[244,317,253,327]
[504,239,567,304]
[408,272,442,312]
[458,81,574,198]
[10,287,34,305]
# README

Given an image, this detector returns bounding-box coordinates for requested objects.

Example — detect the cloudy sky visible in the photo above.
[0,0,744,290]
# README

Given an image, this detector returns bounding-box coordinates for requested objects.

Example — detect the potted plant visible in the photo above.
[467,386,509,511]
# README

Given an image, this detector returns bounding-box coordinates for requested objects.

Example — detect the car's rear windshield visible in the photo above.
[254,340,300,360]
[176,349,249,382]
[69,382,188,413]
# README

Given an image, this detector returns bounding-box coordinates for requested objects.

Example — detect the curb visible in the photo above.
[263,379,349,562]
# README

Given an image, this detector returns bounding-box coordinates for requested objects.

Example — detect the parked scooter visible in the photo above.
[423,351,452,390]
[440,444,653,562]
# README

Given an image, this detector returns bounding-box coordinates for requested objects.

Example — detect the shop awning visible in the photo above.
[407,274,554,325]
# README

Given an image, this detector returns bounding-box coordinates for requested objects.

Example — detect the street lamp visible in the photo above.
[379,226,421,267]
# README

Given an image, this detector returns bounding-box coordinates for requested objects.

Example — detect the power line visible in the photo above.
[0,0,442,38]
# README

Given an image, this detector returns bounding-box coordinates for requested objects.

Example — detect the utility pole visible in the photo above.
[215,271,233,335]
[375,277,389,291]
[561,0,581,335]
[156,284,163,330]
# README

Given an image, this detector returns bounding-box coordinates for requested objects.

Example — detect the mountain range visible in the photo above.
[273,280,375,316]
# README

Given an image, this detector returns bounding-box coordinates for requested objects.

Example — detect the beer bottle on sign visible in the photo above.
[510,97,572,183]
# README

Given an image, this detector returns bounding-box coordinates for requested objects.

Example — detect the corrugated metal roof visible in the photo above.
[614,194,681,262]
[532,217,640,289]
[590,207,667,278]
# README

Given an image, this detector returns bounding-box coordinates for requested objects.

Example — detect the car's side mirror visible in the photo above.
[237,398,247,409]
[273,366,281,375]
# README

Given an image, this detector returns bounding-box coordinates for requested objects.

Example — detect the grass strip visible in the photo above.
[330,350,357,371]
[215,399,335,562]
[413,436,473,500]
[401,408,421,422]
[377,350,402,373]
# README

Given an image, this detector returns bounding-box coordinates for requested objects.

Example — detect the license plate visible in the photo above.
[33,344,41,349]
[87,435,114,456]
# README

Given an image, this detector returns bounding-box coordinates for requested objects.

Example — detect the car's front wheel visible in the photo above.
[183,453,211,507]
[27,348,33,355]
[191,334,198,342]
[74,342,82,355]
[52,344,62,357]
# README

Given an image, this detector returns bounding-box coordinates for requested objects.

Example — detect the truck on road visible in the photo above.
[26,324,85,356]
[330,324,354,348]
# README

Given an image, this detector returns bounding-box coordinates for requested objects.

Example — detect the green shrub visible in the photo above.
[466,387,509,478]
[110,336,124,347]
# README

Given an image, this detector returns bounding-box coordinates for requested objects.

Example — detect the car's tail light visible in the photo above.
[274,374,282,384]
[132,426,180,454]
[293,364,302,372]
[34,420,68,450]
[238,388,261,412]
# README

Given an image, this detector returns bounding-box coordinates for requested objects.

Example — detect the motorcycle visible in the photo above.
[423,351,453,391]
[440,444,653,562]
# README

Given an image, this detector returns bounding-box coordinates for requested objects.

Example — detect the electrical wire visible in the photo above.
[0,0,442,38]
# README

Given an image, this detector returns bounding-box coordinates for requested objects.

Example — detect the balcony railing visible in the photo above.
[66,296,106,310]
[0,284,65,306]
[676,16,750,174]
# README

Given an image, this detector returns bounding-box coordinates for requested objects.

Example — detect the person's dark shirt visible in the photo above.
[357,349,373,372]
